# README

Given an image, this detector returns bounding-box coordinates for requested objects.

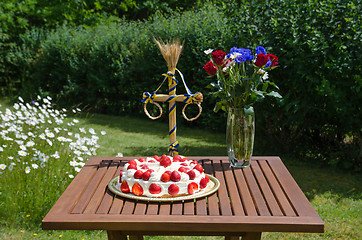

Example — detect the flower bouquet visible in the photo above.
[204,46,282,167]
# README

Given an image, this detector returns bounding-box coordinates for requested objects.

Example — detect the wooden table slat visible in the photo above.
[108,195,125,214]
[146,203,159,215]
[97,164,124,214]
[258,160,296,217]
[83,161,119,214]
[195,198,207,215]
[267,158,319,217]
[133,202,147,215]
[243,165,270,216]
[158,203,171,215]
[213,160,233,216]
[121,200,136,215]
[202,160,219,216]
[251,160,284,216]
[233,168,258,216]
[45,157,100,216]
[221,161,245,216]
[71,160,111,214]
[183,200,195,215]
[171,202,183,215]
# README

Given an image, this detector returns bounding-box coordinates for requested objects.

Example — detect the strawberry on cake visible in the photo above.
[116,155,211,198]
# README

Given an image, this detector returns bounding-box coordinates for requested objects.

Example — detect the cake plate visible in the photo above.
[108,174,220,202]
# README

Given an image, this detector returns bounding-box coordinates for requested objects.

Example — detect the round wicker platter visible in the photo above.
[108,174,220,202]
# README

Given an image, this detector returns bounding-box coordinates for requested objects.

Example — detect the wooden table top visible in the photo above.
[42,156,324,235]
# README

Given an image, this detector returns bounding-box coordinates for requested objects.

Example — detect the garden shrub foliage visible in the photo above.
[2,1,361,171]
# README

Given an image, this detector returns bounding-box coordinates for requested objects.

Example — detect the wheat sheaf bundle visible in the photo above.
[154,38,183,73]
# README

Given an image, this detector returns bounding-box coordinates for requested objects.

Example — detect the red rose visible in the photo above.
[212,50,226,66]
[203,61,218,75]
[255,53,269,67]
[267,53,278,67]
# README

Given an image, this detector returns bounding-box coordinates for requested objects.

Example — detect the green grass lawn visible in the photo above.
[0,99,361,239]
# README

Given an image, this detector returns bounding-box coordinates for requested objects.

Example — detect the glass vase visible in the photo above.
[226,107,255,168]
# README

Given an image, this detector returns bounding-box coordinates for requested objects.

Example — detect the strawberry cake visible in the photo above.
[116,155,211,198]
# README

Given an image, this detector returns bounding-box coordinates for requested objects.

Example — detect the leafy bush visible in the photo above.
[224,0,361,170]
[17,4,232,130]
[5,1,362,171]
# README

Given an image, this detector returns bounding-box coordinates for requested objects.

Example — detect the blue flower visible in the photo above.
[232,48,253,63]
[265,59,272,68]
[256,46,267,55]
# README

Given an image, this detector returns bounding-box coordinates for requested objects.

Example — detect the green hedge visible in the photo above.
[6,1,362,171]
[17,4,232,131]
[224,0,361,170]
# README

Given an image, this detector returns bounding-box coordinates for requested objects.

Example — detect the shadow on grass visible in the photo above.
[83,113,226,145]
[83,113,362,201]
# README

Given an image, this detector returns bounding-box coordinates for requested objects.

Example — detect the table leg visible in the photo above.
[242,232,262,240]
[225,236,241,240]
[106,231,127,240]
[129,235,144,240]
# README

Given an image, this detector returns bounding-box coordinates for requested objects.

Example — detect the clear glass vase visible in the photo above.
[226,107,255,168]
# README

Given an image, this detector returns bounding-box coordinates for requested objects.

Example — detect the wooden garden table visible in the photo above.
[42,156,324,240]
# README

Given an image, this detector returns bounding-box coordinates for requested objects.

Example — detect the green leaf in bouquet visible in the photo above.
[266,81,279,90]
[244,105,254,116]
[267,91,282,98]
[214,99,227,113]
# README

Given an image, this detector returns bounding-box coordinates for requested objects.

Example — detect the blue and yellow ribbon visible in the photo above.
[142,68,201,155]
[168,140,179,155]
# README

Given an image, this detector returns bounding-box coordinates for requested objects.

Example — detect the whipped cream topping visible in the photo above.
[116,156,208,197]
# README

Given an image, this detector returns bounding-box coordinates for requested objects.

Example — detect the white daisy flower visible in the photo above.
[40,162,45,168]
[89,128,96,134]
[79,128,86,133]
[18,96,24,102]
[100,131,106,135]
[75,167,81,172]
[32,164,39,169]
[47,132,55,138]
[18,150,28,156]
[116,152,123,157]
[25,166,31,174]
[70,161,77,167]
[74,150,81,156]
[69,174,74,179]
[0,147,3,152]
[20,145,27,150]
[0,164,6,170]
[39,153,46,162]
[73,119,79,123]
[26,141,35,147]
[39,133,46,139]
[46,139,53,146]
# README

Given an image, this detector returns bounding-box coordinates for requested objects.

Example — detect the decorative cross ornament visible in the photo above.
[142,69,203,156]
[141,39,203,156]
